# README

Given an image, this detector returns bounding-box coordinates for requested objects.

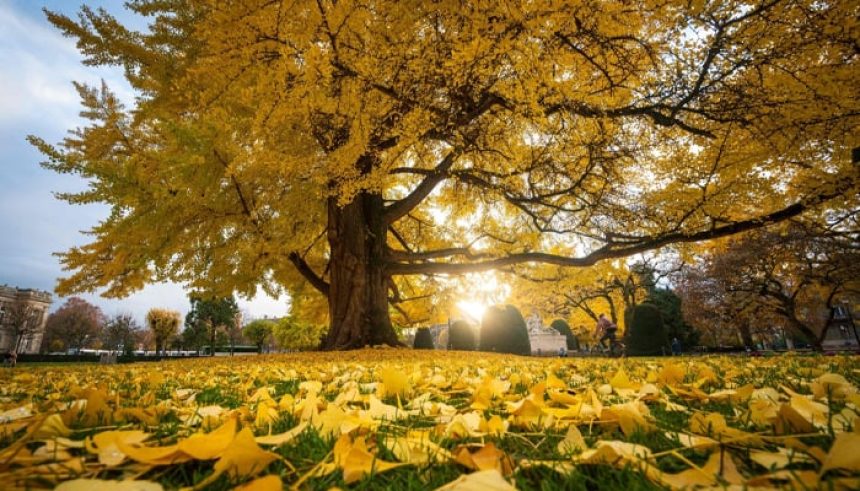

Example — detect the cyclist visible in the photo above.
[595,314,618,352]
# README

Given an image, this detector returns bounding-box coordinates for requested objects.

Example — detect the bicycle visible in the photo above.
[593,336,625,358]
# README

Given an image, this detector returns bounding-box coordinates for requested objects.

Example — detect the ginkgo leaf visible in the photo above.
[87,430,151,467]
[822,432,860,473]
[454,443,514,476]
[233,475,283,491]
[55,479,163,491]
[378,367,410,398]
[114,441,189,466]
[557,425,587,454]
[434,469,517,491]
[213,428,280,479]
[255,422,308,446]
[178,416,237,459]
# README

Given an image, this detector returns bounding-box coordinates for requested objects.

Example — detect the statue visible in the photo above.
[527,312,543,333]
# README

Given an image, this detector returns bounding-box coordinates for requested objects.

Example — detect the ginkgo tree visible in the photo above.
[32,1,859,349]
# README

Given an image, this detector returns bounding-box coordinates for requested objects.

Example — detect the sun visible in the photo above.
[452,272,511,323]
[456,300,488,323]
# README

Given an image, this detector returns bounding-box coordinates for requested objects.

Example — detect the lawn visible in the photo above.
[1,350,858,490]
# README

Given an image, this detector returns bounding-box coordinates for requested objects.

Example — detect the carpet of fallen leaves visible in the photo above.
[1,350,859,490]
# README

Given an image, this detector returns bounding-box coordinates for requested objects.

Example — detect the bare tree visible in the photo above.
[3,300,44,353]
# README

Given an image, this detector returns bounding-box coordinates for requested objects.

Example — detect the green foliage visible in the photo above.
[550,319,579,351]
[447,320,476,351]
[625,303,668,356]
[184,295,239,355]
[480,305,531,355]
[272,317,326,351]
[645,288,700,350]
[243,319,275,352]
[413,327,435,350]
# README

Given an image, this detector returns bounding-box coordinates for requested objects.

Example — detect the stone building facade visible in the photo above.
[526,312,567,355]
[0,286,52,354]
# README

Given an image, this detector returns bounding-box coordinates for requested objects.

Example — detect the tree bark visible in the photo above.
[322,193,401,350]
[738,323,754,348]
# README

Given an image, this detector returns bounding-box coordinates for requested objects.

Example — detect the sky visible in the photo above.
[0,0,289,323]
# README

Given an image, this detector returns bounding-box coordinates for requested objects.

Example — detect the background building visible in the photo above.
[0,285,52,353]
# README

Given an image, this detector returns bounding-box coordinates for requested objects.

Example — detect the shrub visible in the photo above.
[413,327,435,349]
[624,303,668,356]
[448,320,477,351]
[480,305,531,355]
[550,319,579,350]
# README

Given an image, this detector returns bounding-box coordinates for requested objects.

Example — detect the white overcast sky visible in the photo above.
[0,0,289,323]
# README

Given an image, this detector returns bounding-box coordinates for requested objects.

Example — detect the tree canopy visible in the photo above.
[33,0,859,348]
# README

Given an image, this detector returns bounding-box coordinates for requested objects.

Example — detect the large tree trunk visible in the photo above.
[323,193,401,350]
[737,323,754,348]
[784,315,823,351]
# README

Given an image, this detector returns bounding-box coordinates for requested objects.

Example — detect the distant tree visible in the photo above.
[413,327,435,350]
[43,297,105,353]
[180,320,208,354]
[185,295,239,356]
[480,305,531,355]
[101,313,143,354]
[244,319,275,353]
[676,222,860,351]
[447,320,477,351]
[147,308,180,355]
[645,289,699,351]
[3,299,44,353]
[550,319,579,351]
[625,303,668,356]
[272,317,326,351]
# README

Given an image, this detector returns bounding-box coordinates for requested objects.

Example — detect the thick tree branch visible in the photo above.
[388,247,492,262]
[288,252,330,296]
[387,174,859,275]
[383,150,458,223]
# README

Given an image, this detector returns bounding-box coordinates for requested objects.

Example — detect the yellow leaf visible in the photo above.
[383,432,453,466]
[822,432,860,473]
[115,440,189,466]
[546,372,566,390]
[557,425,586,454]
[788,395,829,429]
[55,479,163,491]
[255,422,308,446]
[88,430,151,467]
[434,469,517,491]
[178,416,237,460]
[656,364,685,386]
[660,451,743,488]
[32,414,71,439]
[610,368,637,391]
[337,437,407,484]
[378,367,410,398]
[213,428,280,479]
[234,475,283,491]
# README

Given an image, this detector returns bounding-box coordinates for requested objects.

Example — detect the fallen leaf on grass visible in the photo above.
[177,416,236,459]
[55,479,163,491]
[255,422,308,446]
[86,430,151,467]
[454,442,514,476]
[822,432,860,473]
[434,469,517,491]
[234,475,283,491]
[557,424,587,454]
